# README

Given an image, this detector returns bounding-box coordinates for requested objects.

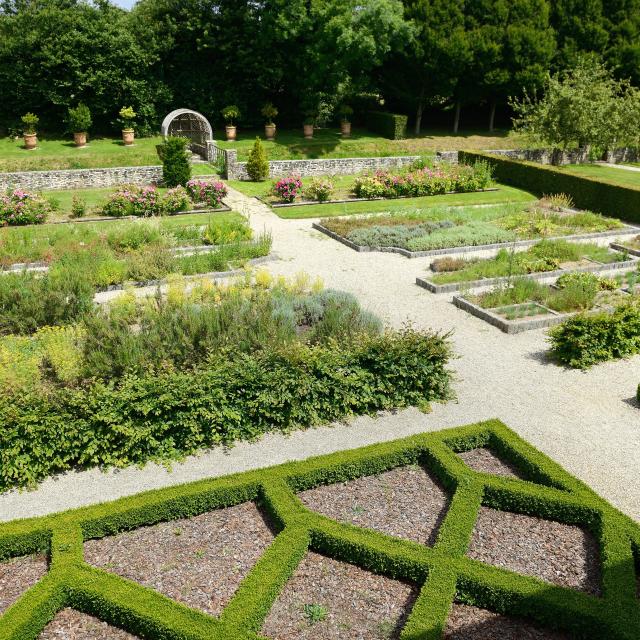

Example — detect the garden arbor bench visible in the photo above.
[161,108,214,161]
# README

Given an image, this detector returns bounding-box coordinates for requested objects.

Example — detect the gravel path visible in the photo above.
[84,501,274,617]
[443,603,570,639]
[467,507,601,595]
[1,187,639,523]
[0,553,48,614]
[261,551,418,639]
[39,609,139,639]
[298,464,450,545]
[457,448,526,480]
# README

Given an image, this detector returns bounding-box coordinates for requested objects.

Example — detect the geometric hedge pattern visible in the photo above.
[0,419,639,640]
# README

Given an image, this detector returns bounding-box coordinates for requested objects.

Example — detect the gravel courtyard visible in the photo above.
[1,187,639,522]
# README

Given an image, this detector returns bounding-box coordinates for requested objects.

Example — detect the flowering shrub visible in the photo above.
[0,189,51,225]
[162,186,191,214]
[272,176,303,203]
[186,180,228,208]
[100,186,163,217]
[101,185,193,217]
[304,177,334,202]
[352,161,493,199]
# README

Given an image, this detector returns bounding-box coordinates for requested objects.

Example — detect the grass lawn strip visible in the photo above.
[0,420,638,639]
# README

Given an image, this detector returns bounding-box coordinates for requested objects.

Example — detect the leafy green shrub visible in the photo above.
[366,111,407,139]
[118,106,136,130]
[162,186,192,214]
[21,112,38,134]
[70,195,86,218]
[407,221,515,251]
[221,105,241,125]
[67,103,92,133]
[430,257,471,272]
[202,216,252,244]
[347,221,454,249]
[460,151,640,225]
[245,137,270,181]
[161,136,192,187]
[549,300,640,368]
[303,177,334,202]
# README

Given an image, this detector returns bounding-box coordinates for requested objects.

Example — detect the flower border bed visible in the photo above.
[0,420,639,639]
[260,188,499,209]
[416,249,639,294]
[312,221,640,260]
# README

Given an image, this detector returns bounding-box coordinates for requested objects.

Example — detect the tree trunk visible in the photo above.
[453,101,461,133]
[489,101,496,132]
[415,88,425,136]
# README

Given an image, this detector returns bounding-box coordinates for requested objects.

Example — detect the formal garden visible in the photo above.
[1,1,640,638]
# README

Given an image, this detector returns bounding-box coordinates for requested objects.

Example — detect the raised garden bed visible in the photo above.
[0,421,639,639]
[417,245,639,294]
[452,273,639,333]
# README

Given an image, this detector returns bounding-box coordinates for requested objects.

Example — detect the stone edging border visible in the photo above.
[610,242,640,257]
[312,222,640,260]
[416,250,639,294]
[261,188,500,209]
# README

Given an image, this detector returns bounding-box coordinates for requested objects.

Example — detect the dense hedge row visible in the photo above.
[459,151,640,225]
[1,420,639,640]
[365,111,408,140]
[548,300,640,368]
[0,329,452,491]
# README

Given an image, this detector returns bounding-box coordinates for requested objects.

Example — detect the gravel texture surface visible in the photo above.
[458,448,526,480]
[2,187,640,524]
[0,553,48,614]
[39,608,139,639]
[467,506,601,595]
[298,464,450,545]
[261,551,418,639]
[443,603,570,639]
[84,501,275,617]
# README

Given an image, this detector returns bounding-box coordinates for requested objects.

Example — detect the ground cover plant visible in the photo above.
[0,420,638,639]
[319,199,623,253]
[429,240,628,285]
[0,273,452,490]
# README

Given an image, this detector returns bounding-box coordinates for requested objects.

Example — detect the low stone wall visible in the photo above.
[0,165,163,191]
[224,149,421,180]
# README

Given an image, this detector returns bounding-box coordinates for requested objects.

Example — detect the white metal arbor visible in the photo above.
[161,109,213,159]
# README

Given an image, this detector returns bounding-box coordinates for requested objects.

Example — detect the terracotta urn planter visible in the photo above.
[225,125,237,141]
[264,124,276,140]
[303,124,314,139]
[122,129,135,146]
[23,133,37,150]
[74,132,87,147]
[340,121,352,137]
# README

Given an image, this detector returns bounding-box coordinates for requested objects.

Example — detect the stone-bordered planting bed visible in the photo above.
[416,246,639,294]
[0,420,639,639]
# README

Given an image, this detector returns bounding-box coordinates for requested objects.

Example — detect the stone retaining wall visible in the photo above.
[224,148,421,180]
[0,165,163,191]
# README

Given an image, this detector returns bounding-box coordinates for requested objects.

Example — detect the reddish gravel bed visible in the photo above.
[458,447,526,480]
[261,551,418,639]
[467,507,601,595]
[39,608,139,639]
[298,464,450,545]
[443,603,571,639]
[0,553,48,614]
[84,501,275,617]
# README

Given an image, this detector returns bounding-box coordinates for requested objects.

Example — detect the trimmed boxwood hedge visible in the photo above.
[459,151,640,225]
[1,420,639,639]
[366,111,408,140]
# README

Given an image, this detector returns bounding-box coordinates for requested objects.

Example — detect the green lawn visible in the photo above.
[560,163,640,189]
[0,136,167,172]
[216,126,527,161]
[230,183,536,219]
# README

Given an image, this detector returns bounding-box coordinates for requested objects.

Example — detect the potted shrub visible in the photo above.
[221,105,241,141]
[67,103,92,147]
[303,111,316,139]
[261,103,278,140]
[339,104,353,137]
[119,106,136,145]
[21,113,39,150]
